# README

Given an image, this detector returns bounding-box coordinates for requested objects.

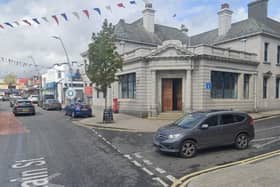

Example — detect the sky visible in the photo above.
[0,0,279,78]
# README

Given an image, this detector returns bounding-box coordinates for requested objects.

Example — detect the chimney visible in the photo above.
[248,0,268,21]
[142,3,155,33]
[218,3,233,36]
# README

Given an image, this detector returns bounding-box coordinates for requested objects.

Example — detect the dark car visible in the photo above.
[43,99,62,110]
[65,103,92,118]
[13,99,36,116]
[153,110,255,158]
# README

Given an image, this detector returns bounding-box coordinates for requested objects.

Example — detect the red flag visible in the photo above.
[23,19,32,26]
[83,10,90,19]
[0,24,4,29]
[117,3,125,8]
[52,15,59,25]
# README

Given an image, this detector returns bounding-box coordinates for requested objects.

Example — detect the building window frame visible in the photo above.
[264,42,269,63]
[276,78,280,99]
[243,74,250,99]
[263,77,268,99]
[119,73,136,99]
[277,46,280,65]
[211,71,238,99]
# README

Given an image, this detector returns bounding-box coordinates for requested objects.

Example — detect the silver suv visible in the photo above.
[153,110,255,158]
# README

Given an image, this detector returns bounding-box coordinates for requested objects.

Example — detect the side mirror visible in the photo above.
[201,124,209,129]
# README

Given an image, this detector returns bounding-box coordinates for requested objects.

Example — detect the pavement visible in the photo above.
[76,110,280,132]
[186,152,280,187]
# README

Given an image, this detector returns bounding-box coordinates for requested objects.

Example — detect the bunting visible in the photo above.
[61,13,68,21]
[105,5,112,12]
[83,10,90,19]
[0,56,48,69]
[0,24,4,29]
[72,12,80,20]
[32,18,40,24]
[93,8,101,16]
[42,17,49,23]
[117,3,125,8]
[23,19,32,26]
[52,15,59,25]
[14,21,20,26]
[4,22,13,28]
[130,1,136,5]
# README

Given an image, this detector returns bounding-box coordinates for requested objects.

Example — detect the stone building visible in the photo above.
[82,0,280,117]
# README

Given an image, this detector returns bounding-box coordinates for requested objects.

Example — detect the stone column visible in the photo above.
[249,74,255,100]
[238,73,244,99]
[150,70,157,116]
[185,70,192,112]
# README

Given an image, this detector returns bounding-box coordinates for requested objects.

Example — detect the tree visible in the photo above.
[86,19,123,110]
[4,73,17,87]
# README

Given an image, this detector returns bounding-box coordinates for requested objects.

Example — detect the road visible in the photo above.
[0,101,279,187]
[0,101,159,187]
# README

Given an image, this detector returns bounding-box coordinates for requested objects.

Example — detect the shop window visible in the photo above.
[244,74,250,99]
[211,71,238,99]
[119,73,136,99]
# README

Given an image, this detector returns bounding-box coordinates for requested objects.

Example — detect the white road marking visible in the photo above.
[105,140,111,145]
[152,177,169,187]
[252,136,279,142]
[256,126,280,133]
[142,167,154,176]
[124,154,132,160]
[253,137,280,149]
[155,167,166,174]
[132,160,142,167]
[166,175,177,183]
[98,134,102,138]
[111,145,117,150]
[9,179,18,182]
[134,153,143,159]
[143,159,153,165]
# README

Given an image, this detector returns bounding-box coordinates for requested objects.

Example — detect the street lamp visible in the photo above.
[52,36,74,104]
[28,56,42,97]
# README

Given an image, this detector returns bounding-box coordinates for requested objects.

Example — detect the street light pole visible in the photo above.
[28,56,42,97]
[52,36,74,104]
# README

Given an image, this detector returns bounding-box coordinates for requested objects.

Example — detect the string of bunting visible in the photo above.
[0,57,48,68]
[0,1,138,30]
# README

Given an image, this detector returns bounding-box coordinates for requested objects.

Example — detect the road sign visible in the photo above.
[205,82,212,90]
[66,88,76,100]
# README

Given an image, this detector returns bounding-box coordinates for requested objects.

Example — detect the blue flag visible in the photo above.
[93,8,101,15]
[130,1,136,4]
[32,18,40,24]
[61,13,68,21]
[4,22,14,28]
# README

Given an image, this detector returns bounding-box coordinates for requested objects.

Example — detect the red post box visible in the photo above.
[113,98,119,113]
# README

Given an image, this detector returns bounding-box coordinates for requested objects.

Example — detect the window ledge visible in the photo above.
[263,61,271,64]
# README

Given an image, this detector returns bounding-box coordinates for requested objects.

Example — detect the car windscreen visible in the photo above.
[17,101,32,105]
[47,99,59,103]
[174,113,206,129]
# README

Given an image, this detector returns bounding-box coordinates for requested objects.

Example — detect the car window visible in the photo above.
[221,114,245,125]
[17,101,32,105]
[174,113,205,129]
[203,115,218,127]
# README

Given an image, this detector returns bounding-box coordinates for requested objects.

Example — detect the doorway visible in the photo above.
[162,79,182,112]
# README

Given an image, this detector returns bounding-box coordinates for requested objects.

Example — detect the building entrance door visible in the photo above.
[162,79,182,112]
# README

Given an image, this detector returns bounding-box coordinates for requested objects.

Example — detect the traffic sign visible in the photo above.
[205,82,212,90]
[66,88,76,100]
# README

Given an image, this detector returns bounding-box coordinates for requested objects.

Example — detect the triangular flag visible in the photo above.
[61,13,68,21]
[14,21,20,26]
[93,8,101,16]
[0,24,4,29]
[117,3,125,8]
[83,10,90,19]
[52,15,59,25]
[172,14,177,18]
[32,18,40,24]
[129,1,136,4]
[42,17,49,23]
[4,22,14,28]
[72,12,80,20]
[23,19,32,26]
[105,5,112,12]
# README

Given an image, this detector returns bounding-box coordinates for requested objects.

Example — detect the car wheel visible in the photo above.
[71,111,76,118]
[180,140,197,158]
[235,133,249,150]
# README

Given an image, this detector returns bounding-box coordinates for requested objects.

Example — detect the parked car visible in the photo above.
[28,95,39,104]
[9,95,22,107]
[13,99,35,116]
[43,99,62,110]
[38,94,55,107]
[2,95,9,101]
[0,94,3,101]
[153,110,255,158]
[65,103,92,118]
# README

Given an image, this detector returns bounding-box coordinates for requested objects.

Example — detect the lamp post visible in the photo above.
[52,36,74,104]
[28,56,41,98]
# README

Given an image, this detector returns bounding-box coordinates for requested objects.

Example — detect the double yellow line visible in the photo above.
[171,149,280,187]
